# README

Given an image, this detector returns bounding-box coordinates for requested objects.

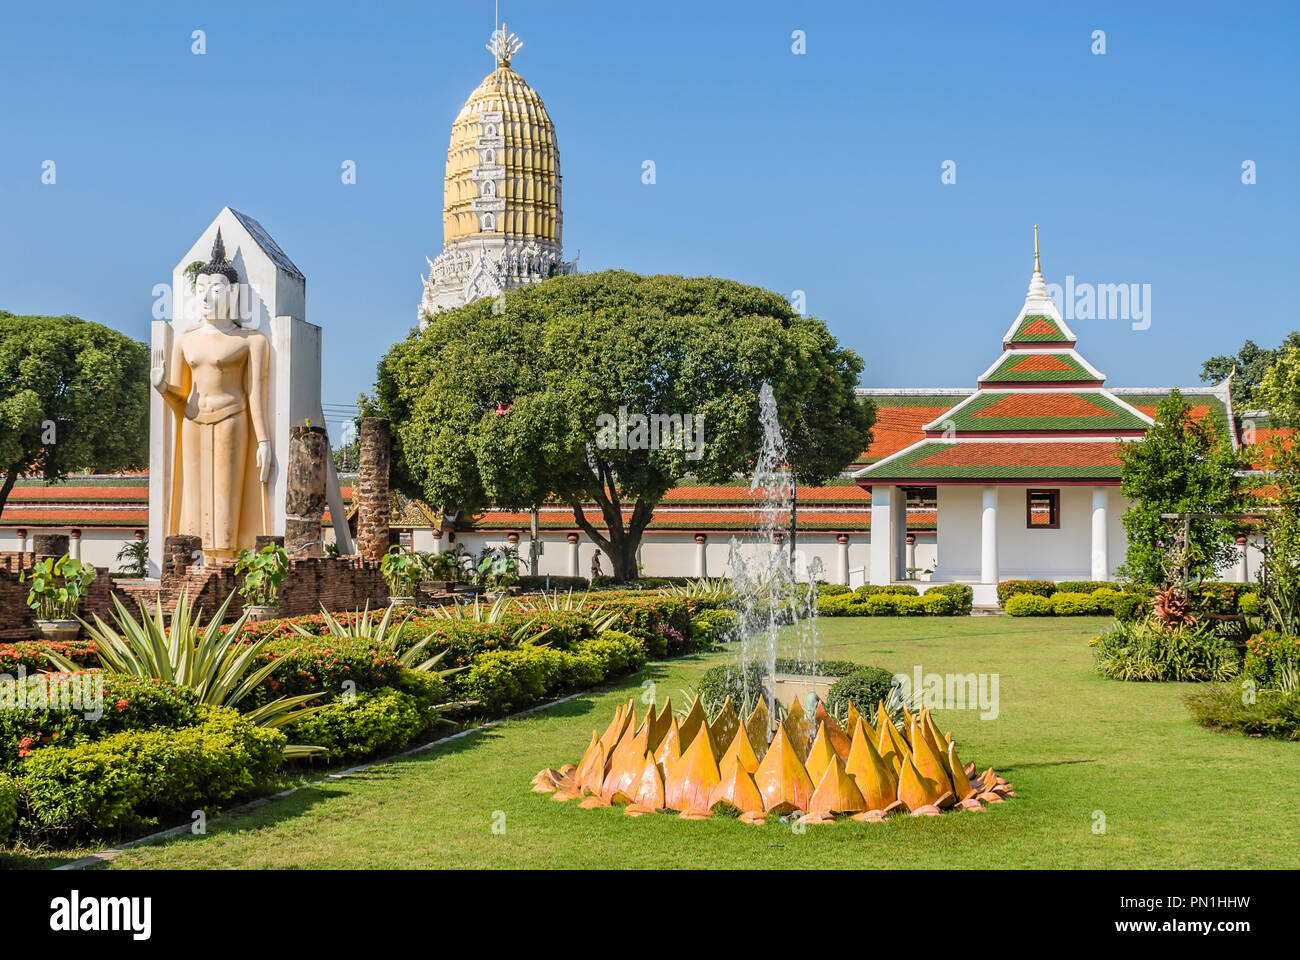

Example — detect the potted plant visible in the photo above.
[380,545,426,606]
[477,546,521,598]
[21,554,97,642]
[235,543,289,621]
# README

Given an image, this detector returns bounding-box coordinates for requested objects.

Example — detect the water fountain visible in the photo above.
[532,383,1016,823]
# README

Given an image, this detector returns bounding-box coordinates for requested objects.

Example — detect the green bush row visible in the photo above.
[817,592,958,617]
[452,632,647,716]
[0,675,203,773]
[18,706,286,840]
[285,670,447,763]
[1005,589,1146,619]
[1186,685,1300,741]
[0,774,15,844]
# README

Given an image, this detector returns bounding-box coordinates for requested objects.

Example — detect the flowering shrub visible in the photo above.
[0,639,99,674]
[249,636,401,706]
[0,674,201,772]
[497,610,594,650]
[1244,630,1300,688]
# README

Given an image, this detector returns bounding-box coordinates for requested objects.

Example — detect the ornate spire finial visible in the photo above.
[1033,224,1041,275]
[487,22,523,67]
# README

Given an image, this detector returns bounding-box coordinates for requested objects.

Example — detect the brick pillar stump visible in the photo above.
[357,417,392,564]
[164,535,203,578]
[286,424,329,557]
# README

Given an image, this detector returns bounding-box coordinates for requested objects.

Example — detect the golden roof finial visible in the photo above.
[1033,224,1041,275]
[487,21,523,68]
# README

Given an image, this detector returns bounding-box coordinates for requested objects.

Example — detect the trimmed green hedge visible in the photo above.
[997,580,1056,605]
[18,706,286,839]
[0,675,202,773]
[818,592,957,617]
[285,670,447,762]
[854,584,919,598]
[825,667,899,721]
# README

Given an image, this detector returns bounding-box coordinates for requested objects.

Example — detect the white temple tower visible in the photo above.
[418,25,576,325]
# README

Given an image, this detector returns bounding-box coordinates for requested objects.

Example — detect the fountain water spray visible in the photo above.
[726,382,823,727]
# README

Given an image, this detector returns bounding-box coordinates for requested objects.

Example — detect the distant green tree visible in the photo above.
[1118,389,1253,585]
[0,313,149,521]
[1201,332,1300,408]
[370,271,875,581]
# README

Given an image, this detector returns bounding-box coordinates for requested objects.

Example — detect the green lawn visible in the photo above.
[18,615,1300,869]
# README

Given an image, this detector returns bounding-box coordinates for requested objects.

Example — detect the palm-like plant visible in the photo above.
[666,578,736,603]
[47,590,327,756]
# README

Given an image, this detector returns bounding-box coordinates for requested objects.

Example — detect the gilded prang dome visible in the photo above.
[419,25,575,324]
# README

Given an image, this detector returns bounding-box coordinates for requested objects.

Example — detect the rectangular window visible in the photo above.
[1026,489,1060,529]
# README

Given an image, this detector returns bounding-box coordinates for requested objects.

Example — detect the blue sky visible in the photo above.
[2,0,1297,442]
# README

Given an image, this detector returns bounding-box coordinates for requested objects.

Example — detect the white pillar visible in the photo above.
[69,529,82,561]
[980,486,998,584]
[836,534,850,585]
[870,485,896,585]
[567,533,580,578]
[694,534,707,578]
[430,529,443,555]
[1091,487,1109,581]
[1237,536,1249,583]
[906,534,917,579]
[17,528,28,556]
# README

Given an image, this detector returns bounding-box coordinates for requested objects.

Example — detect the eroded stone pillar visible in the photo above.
[285,424,329,558]
[33,533,69,559]
[356,417,391,563]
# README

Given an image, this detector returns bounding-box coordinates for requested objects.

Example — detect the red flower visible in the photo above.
[115,699,128,711]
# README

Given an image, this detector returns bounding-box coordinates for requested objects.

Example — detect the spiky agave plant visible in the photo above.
[299,603,460,675]
[511,590,622,633]
[49,590,327,756]
[665,578,736,604]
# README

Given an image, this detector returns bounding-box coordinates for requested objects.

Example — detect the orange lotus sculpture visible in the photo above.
[532,696,1016,824]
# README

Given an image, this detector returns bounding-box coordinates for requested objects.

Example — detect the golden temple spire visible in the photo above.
[487,21,523,68]
[1033,224,1041,275]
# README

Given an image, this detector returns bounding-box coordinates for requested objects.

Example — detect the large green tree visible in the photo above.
[1201,332,1300,408]
[0,313,150,520]
[1117,389,1253,584]
[371,271,875,580]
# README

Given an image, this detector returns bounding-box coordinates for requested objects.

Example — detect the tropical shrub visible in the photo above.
[1091,620,1241,681]
[997,580,1056,605]
[1243,631,1300,688]
[18,706,286,839]
[0,639,98,674]
[453,644,567,715]
[925,583,973,615]
[825,667,902,722]
[1187,581,1256,615]
[1004,594,1054,616]
[689,608,740,646]
[0,675,202,772]
[250,635,401,705]
[572,632,646,678]
[1239,592,1260,616]
[818,584,852,596]
[497,610,594,650]
[1056,581,1120,594]
[58,591,325,742]
[1186,685,1300,741]
[283,679,443,763]
[0,774,15,843]
[1050,593,1105,616]
[854,584,919,598]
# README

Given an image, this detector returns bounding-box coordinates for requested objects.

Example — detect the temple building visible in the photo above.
[0,31,1270,598]
[418,25,577,324]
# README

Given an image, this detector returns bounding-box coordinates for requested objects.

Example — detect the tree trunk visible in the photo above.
[0,467,19,523]
[608,536,639,581]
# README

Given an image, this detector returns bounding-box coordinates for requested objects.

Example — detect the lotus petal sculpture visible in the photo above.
[534,696,1015,824]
